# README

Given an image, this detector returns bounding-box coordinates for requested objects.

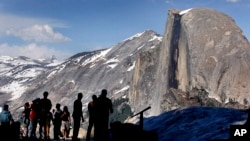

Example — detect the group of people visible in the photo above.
[86,89,113,141]
[0,89,113,141]
[19,91,72,140]
[9,91,72,140]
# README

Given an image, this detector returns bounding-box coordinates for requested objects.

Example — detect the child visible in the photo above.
[19,111,29,138]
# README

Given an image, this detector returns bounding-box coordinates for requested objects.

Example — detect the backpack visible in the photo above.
[0,111,11,123]
[54,110,63,125]
[32,98,41,112]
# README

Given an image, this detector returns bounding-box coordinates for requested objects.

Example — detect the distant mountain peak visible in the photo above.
[123,30,162,42]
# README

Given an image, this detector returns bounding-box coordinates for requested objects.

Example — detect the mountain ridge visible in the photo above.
[0,29,163,119]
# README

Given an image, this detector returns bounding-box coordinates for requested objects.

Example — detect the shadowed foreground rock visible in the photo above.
[1,121,158,141]
[1,123,89,141]
[110,121,158,141]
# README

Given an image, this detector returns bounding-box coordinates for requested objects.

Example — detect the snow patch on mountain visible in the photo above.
[74,56,85,64]
[0,56,14,62]
[107,64,118,69]
[127,61,135,71]
[125,31,145,41]
[114,85,129,94]
[47,70,57,79]
[0,81,27,100]
[137,45,144,51]
[0,56,36,66]
[179,8,193,15]
[46,61,63,67]
[11,68,43,78]
[105,58,119,64]
[149,35,163,42]
[56,64,67,73]
[104,57,119,69]
[81,48,111,67]
[0,55,60,101]
[151,46,156,49]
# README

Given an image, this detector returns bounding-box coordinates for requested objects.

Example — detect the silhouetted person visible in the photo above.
[40,91,52,112]
[0,104,14,139]
[54,103,63,140]
[46,110,54,139]
[28,98,40,139]
[86,94,97,141]
[94,89,113,141]
[39,108,47,139]
[19,111,27,138]
[39,108,53,140]
[72,93,84,141]
[61,106,71,139]
[23,102,31,138]
[39,91,52,137]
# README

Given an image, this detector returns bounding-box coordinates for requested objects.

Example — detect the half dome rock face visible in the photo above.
[178,8,250,104]
[129,8,250,115]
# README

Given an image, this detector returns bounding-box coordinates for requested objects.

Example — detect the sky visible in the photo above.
[0,0,249,61]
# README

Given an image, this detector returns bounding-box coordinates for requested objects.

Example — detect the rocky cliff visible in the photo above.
[129,8,250,116]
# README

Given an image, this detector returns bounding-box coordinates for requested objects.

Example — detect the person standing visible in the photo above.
[54,103,63,140]
[40,91,52,112]
[28,98,40,139]
[86,94,97,141]
[19,111,27,138]
[0,104,14,139]
[39,108,53,140]
[61,106,71,140]
[39,108,47,139]
[95,89,113,141]
[72,93,84,141]
[23,102,31,139]
[45,110,53,140]
[40,91,52,139]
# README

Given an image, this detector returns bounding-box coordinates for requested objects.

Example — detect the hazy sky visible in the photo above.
[0,0,249,60]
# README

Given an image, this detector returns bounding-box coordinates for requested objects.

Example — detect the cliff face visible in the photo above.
[129,8,250,116]
[129,45,161,114]
[181,8,250,104]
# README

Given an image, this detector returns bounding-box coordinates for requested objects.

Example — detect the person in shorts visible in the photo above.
[61,106,71,139]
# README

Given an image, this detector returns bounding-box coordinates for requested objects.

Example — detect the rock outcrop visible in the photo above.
[129,8,250,116]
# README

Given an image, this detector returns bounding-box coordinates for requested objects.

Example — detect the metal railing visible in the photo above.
[131,106,151,130]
